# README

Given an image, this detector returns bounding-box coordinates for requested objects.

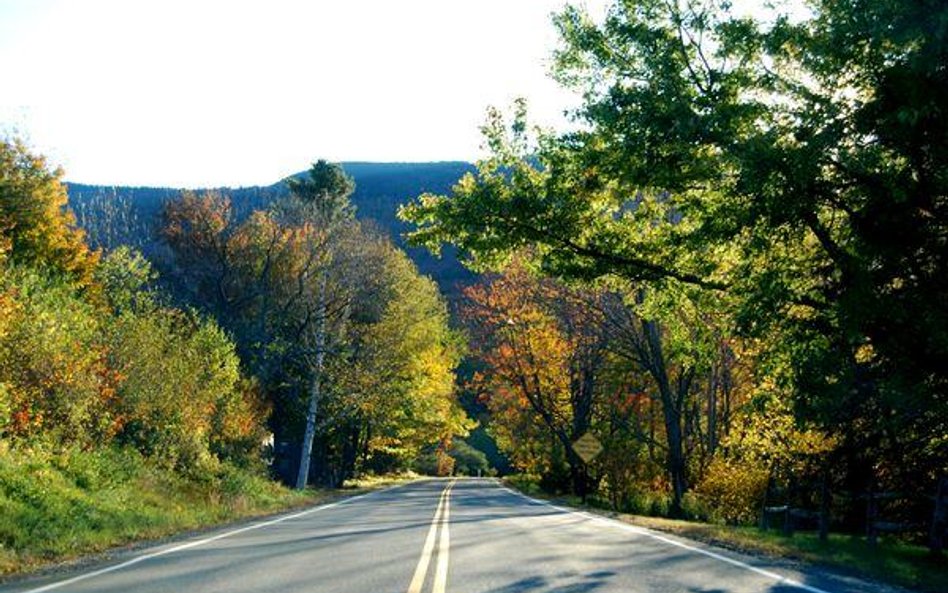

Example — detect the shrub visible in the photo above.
[0,268,118,443]
[505,473,543,495]
[694,456,769,525]
[108,306,258,469]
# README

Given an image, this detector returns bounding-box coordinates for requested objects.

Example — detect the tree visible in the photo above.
[0,138,98,285]
[159,169,356,488]
[401,0,947,527]
[326,234,469,483]
[160,163,470,488]
[462,261,608,496]
[160,190,234,312]
[449,439,489,476]
[285,160,355,225]
[283,161,358,489]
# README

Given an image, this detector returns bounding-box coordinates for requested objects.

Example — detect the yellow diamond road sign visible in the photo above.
[572,432,603,464]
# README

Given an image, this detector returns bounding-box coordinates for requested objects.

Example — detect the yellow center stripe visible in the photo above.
[407,480,455,593]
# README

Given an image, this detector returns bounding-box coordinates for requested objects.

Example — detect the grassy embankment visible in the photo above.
[0,443,413,576]
[504,474,947,593]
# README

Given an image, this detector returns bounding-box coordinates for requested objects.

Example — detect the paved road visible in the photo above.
[2,479,896,593]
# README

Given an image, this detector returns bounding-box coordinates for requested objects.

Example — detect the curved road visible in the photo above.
[3,479,895,593]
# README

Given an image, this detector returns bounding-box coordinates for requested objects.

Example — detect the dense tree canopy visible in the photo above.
[0,136,469,494]
[402,0,947,545]
[0,140,266,473]
[160,163,469,487]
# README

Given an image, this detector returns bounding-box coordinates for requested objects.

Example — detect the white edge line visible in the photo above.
[18,480,422,593]
[495,481,834,593]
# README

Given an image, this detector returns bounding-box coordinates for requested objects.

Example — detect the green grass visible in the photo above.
[345,471,419,490]
[503,476,948,593]
[0,444,408,576]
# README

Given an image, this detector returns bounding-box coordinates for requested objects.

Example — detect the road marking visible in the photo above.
[432,480,453,593]
[16,480,421,593]
[407,479,454,593]
[496,481,835,593]
[407,484,449,593]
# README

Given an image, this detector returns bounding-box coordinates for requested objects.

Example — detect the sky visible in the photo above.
[0,0,609,187]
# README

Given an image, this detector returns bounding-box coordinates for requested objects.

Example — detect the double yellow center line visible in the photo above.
[407,479,455,593]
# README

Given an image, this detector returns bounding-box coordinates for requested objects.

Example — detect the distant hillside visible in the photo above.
[67,161,476,301]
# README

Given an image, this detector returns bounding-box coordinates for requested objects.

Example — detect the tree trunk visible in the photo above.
[707,363,718,457]
[568,461,586,502]
[663,406,687,516]
[784,473,797,537]
[295,274,328,490]
[338,422,361,487]
[760,472,774,530]
[929,475,946,556]
[819,469,831,542]
[642,317,688,517]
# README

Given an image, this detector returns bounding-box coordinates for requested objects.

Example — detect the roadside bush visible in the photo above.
[0,268,118,443]
[108,307,255,469]
[412,450,440,475]
[413,447,458,476]
[681,491,712,522]
[0,443,308,574]
[505,473,543,495]
[694,456,769,525]
[598,435,663,511]
[436,449,456,476]
[620,489,671,517]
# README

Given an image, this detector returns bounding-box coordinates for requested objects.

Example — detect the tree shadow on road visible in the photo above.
[485,570,616,593]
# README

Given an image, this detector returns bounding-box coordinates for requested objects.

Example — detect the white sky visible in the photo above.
[0,0,609,187]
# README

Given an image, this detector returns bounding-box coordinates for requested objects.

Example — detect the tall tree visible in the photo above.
[284,161,357,489]
[0,138,98,284]
[462,261,608,496]
[401,0,948,514]
[326,233,469,484]
[158,164,355,486]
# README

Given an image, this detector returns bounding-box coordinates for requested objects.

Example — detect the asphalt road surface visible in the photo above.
[2,479,897,593]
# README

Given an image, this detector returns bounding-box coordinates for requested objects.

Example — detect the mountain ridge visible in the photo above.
[66,161,477,301]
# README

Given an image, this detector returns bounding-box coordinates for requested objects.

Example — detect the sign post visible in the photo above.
[571,432,603,504]
[572,432,603,464]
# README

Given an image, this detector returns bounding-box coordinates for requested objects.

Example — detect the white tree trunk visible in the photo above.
[295,273,327,489]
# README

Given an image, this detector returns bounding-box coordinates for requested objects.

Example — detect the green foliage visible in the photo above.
[448,439,489,475]
[94,246,157,313]
[0,267,116,443]
[694,456,770,525]
[504,473,544,495]
[620,489,672,518]
[0,443,313,575]
[286,159,356,225]
[412,447,456,477]
[401,0,948,543]
[108,307,253,468]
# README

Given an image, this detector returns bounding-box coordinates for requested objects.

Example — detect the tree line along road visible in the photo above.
[2,479,903,593]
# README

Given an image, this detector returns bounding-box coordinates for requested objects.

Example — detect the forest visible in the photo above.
[0,0,945,582]
[0,140,478,571]
[400,0,948,556]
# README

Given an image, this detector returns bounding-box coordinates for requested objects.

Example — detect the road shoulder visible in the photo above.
[0,476,421,590]
[499,479,923,593]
